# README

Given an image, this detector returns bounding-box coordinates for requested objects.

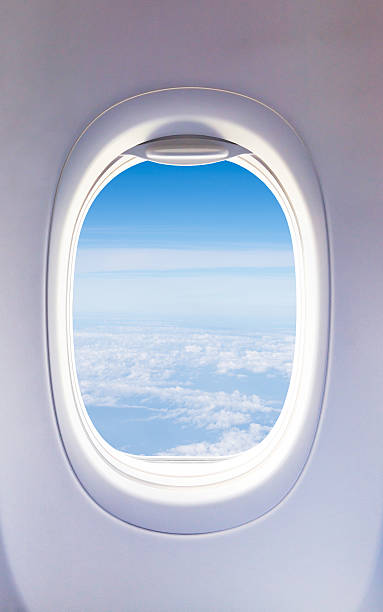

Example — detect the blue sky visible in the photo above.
[77,160,292,249]
[73,160,296,455]
[74,161,295,330]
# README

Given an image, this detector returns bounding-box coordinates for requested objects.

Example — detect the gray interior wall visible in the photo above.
[1,2,383,610]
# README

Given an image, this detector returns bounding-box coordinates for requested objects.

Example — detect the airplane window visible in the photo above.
[73,160,296,457]
[49,89,328,531]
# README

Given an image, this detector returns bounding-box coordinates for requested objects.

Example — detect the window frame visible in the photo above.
[47,87,330,534]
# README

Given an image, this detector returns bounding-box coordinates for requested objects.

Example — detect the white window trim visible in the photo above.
[47,87,330,534]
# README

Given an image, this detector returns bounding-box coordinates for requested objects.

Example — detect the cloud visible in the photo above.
[158,423,271,456]
[75,247,294,274]
[74,322,294,455]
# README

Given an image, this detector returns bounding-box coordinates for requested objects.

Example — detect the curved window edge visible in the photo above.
[47,87,330,534]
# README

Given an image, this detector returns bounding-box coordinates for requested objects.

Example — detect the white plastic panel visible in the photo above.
[1,2,383,610]
[48,88,329,533]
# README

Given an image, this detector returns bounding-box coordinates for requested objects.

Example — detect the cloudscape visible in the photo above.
[73,160,296,456]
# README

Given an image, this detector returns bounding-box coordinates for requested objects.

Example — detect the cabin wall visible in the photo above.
[1,2,383,610]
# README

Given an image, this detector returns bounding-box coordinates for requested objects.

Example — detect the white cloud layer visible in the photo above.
[76,247,294,274]
[160,423,271,457]
[74,323,294,455]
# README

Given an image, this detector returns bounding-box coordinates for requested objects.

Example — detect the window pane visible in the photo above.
[73,160,295,456]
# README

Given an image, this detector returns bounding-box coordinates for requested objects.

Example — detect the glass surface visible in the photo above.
[73,160,295,456]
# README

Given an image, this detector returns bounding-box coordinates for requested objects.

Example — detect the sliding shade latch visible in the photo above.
[122,135,249,166]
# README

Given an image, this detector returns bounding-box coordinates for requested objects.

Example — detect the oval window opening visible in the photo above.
[73,159,296,457]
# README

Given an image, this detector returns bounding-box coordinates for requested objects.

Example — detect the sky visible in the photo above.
[73,160,296,455]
